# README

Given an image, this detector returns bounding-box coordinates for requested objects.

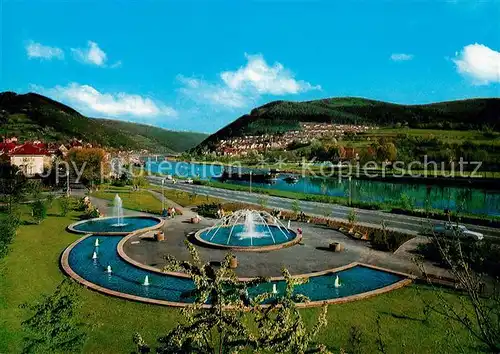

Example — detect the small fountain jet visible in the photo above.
[92,251,98,260]
[272,283,278,294]
[94,238,100,247]
[106,265,112,273]
[143,276,150,286]
[112,194,126,227]
[334,275,341,288]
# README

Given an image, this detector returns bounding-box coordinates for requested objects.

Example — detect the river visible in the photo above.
[144,160,500,217]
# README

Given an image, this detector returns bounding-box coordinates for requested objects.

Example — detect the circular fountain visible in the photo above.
[194,209,301,251]
[68,194,163,235]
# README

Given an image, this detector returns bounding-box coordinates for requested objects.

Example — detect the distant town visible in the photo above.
[214,123,375,156]
[0,136,143,177]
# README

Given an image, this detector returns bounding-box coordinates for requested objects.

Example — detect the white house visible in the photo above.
[9,143,52,176]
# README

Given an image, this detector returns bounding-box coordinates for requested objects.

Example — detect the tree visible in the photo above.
[347,208,357,227]
[31,199,47,224]
[257,196,268,209]
[132,176,148,190]
[66,148,109,191]
[291,199,301,216]
[418,224,500,352]
[0,163,30,213]
[59,195,72,217]
[135,241,329,353]
[20,280,89,353]
[0,210,20,259]
[155,241,264,353]
[373,140,397,162]
[254,268,329,353]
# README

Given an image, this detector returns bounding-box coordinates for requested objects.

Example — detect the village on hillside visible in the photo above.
[214,123,375,156]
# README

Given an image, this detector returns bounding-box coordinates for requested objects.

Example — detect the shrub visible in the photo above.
[59,196,71,216]
[196,203,219,217]
[369,228,412,252]
[31,200,47,224]
[0,212,20,259]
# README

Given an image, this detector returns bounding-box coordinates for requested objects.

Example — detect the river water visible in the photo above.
[144,160,500,217]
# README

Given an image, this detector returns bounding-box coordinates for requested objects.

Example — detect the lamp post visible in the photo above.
[66,171,70,196]
[348,175,352,206]
[161,179,165,212]
[249,171,252,193]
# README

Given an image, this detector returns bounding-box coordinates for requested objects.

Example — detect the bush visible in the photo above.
[32,200,47,224]
[369,228,413,252]
[196,203,219,217]
[0,212,20,259]
[59,196,71,216]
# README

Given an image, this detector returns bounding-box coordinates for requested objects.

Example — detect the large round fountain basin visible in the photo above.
[63,236,407,306]
[69,216,162,234]
[196,225,298,249]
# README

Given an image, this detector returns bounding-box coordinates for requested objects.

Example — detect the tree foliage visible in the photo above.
[418,223,500,352]
[135,241,329,353]
[20,279,89,354]
[66,148,109,189]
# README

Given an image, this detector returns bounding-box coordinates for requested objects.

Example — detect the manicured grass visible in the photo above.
[154,186,222,207]
[91,187,163,214]
[0,208,482,353]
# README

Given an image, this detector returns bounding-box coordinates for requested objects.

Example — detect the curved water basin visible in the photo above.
[69,216,162,234]
[65,236,407,306]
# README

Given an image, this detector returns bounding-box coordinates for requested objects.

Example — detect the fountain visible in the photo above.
[272,283,278,294]
[143,276,150,286]
[112,194,126,227]
[92,251,98,260]
[94,238,100,247]
[334,275,341,288]
[196,209,299,249]
[106,265,112,273]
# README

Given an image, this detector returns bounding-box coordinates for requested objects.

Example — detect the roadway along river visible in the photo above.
[146,176,500,240]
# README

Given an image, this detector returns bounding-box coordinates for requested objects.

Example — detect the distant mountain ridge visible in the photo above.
[0,92,207,153]
[194,97,500,151]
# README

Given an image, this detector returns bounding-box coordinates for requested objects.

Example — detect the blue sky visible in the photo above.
[1,0,499,133]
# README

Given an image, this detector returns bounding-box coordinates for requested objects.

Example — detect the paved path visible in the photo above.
[122,202,450,279]
[146,176,500,239]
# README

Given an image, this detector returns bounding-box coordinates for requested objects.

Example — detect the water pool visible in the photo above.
[70,216,161,234]
[66,236,406,305]
[198,224,297,248]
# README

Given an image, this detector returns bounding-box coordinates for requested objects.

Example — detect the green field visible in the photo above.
[0,204,485,353]
[91,187,163,214]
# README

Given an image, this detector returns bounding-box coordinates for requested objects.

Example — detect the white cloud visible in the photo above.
[26,41,64,60]
[31,83,177,119]
[178,53,320,109]
[453,43,500,85]
[221,53,321,95]
[71,41,108,66]
[390,53,414,62]
[177,75,250,108]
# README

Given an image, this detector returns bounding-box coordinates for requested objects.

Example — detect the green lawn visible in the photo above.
[0,208,482,353]
[91,187,163,214]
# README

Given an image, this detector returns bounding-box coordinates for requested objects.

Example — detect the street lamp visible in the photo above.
[161,179,165,212]
[249,171,253,193]
[66,171,70,196]
[348,175,352,206]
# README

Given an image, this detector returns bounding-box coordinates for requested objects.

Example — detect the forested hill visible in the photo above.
[194,97,500,151]
[0,92,207,153]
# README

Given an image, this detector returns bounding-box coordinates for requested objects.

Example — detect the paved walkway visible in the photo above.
[122,203,450,279]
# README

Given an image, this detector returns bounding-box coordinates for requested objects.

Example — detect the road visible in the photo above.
[146,176,500,239]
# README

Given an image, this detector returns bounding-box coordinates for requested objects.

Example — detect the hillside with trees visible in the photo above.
[0,92,207,153]
[194,97,500,151]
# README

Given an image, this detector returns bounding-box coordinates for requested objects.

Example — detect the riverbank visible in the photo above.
[193,179,500,227]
